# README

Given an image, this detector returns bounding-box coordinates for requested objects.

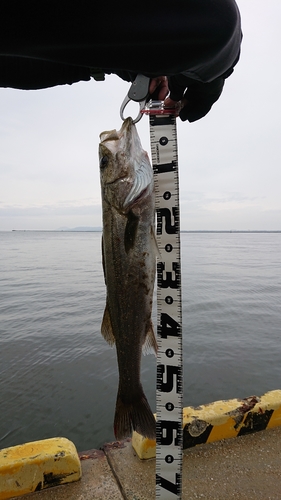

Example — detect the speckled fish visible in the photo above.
[99,117,157,440]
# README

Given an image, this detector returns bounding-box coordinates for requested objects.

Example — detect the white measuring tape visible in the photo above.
[147,108,183,499]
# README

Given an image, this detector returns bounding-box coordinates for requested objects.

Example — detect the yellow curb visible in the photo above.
[132,389,281,459]
[0,437,81,500]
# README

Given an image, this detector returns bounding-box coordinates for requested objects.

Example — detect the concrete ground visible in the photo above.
[13,426,281,500]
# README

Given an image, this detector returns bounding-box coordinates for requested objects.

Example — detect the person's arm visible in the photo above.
[0,56,91,90]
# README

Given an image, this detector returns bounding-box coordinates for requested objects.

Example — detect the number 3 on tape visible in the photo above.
[149,112,183,500]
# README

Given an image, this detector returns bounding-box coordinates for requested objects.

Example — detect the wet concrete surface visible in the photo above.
[13,427,281,499]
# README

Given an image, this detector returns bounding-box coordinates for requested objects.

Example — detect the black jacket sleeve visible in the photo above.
[0,56,91,90]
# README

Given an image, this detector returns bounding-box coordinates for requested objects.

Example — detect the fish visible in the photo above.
[99,117,157,440]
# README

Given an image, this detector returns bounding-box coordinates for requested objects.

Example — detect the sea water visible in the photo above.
[0,231,280,451]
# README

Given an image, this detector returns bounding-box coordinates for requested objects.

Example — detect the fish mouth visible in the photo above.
[120,117,134,134]
[100,118,133,149]
[100,118,153,209]
[105,175,128,186]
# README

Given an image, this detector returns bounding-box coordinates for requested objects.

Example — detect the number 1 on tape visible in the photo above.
[149,112,183,499]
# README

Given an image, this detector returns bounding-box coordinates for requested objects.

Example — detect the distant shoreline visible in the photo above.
[181,230,281,234]
[6,229,281,234]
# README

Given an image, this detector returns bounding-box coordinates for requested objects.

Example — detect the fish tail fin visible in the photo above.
[114,390,156,440]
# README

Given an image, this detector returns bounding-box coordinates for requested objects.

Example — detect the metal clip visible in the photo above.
[120,74,150,124]
[141,99,178,116]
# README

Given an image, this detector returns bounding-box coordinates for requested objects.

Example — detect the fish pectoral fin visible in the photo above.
[142,321,157,356]
[124,211,139,253]
[101,235,107,285]
[150,225,161,260]
[101,304,115,346]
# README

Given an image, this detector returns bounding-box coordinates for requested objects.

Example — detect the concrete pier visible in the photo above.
[10,426,281,500]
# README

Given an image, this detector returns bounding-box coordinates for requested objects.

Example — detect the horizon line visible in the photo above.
[3,229,281,234]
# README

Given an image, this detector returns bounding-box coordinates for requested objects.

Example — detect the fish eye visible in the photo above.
[100,155,109,169]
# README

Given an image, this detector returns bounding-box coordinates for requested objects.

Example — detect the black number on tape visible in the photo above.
[159,313,181,338]
[156,474,181,496]
[157,365,182,393]
[157,207,179,235]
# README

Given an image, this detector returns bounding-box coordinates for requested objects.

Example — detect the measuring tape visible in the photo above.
[145,105,183,499]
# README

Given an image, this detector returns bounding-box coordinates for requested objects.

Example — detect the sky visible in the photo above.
[0,1,281,231]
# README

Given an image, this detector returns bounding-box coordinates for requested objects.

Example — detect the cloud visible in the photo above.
[179,190,281,230]
[181,190,265,210]
[0,199,102,231]
[0,200,101,218]
[1,2,281,231]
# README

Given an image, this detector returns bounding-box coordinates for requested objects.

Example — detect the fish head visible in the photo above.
[99,117,153,212]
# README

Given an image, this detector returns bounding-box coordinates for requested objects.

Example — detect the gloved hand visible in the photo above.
[166,74,226,122]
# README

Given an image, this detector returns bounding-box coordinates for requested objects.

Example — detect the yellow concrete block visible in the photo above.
[262,390,281,428]
[183,398,242,427]
[0,437,82,500]
[132,432,156,460]
[205,416,238,442]
[132,390,281,459]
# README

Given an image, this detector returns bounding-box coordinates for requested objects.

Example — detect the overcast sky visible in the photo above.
[0,1,280,231]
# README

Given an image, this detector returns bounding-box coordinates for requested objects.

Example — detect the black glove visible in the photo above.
[168,74,228,122]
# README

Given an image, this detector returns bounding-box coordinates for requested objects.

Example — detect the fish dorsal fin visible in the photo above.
[124,211,139,253]
[101,303,115,346]
[142,320,157,356]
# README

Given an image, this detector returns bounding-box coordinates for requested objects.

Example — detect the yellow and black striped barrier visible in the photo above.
[132,389,281,459]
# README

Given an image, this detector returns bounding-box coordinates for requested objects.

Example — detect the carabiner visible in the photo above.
[120,74,150,124]
[120,95,146,124]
